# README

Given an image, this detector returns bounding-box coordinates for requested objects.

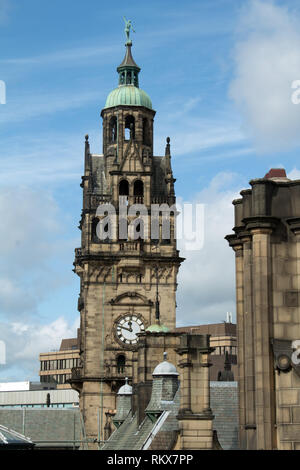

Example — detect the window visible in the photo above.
[132,218,144,240]
[117,355,126,374]
[125,115,135,140]
[133,180,143,197]
[126,71,132,84]
[109,116,117,143]
[91,218,100,243]
[119,180,129,196]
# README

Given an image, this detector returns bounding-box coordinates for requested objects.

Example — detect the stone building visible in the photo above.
[39,331,80,389]
[102,340,217,451]
[176,322,237,381]
[226,168,300,450]
[68,28,242,450]
[70,36,183,446]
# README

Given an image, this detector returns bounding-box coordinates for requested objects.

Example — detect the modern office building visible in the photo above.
[39,331,80,389]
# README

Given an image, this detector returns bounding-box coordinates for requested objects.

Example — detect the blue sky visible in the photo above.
[1,0,300,381]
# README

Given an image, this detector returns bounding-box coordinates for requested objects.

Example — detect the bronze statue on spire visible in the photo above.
[123,17,136,45]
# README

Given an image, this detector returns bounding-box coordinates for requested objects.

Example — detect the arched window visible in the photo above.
[91,218,99,242]
[126,71,132,84]
[134,180,143,196]
[125,115,135,140]
[143,118,150,145]
[117,355,126,374]
[109,116,117,143]
[119,179,129,196]
[120,72,125,85]
[133,218,144,240]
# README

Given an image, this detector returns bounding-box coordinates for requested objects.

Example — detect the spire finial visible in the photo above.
[117,26,141,87]
[123,17,136,46]
[163,352,168,361]
[165,137,171,156]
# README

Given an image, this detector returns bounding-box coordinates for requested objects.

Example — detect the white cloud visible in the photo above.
[155,101,246,158]
[1,44,118,67]
[229,0,300,153]
[0,186,77,318]
[0,316,79,381]
[176,171,244,326]
[288,167,300,180]
[0,89,104,125]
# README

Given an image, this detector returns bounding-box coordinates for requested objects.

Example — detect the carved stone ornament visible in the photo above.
[271,338,300,377]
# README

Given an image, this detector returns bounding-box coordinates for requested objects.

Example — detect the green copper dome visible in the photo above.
[146,323,170,333]
[103,41,152,110]
[104,85,152,110]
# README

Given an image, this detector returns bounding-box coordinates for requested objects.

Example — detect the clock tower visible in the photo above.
[71,34,183,447]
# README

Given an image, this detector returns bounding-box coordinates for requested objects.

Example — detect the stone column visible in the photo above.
[177,334,214,450]
[233,241,247,448]
[250,226,275,449]
[241,234,257,449]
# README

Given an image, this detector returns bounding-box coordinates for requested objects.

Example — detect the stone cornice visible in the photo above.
[243,216,280,233]
[224,234,243,251]
[232,198,243,206]
[177,412,214,421]
[286,217,300,235]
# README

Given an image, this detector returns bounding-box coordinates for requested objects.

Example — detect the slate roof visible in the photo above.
[151,157,169,198]
[90,154,107,194]
[101,387,180,451]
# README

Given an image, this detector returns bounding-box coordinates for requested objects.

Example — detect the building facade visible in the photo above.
[226,168,300,450]
[102,334,217,451]
[70,36,183,444]
[176,322,237,381]
[39,333,80,389]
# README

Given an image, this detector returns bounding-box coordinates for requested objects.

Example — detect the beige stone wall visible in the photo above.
[271,237,300,450]
[229,219,300,449]
[178,419,213,450]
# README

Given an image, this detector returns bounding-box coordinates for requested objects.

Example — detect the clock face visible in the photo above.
[115,314,145,346]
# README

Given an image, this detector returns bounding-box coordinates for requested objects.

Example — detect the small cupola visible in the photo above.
[112,377,132,429]
[117,43,141,87]
[103,34,152,110]
[145,352,179,423]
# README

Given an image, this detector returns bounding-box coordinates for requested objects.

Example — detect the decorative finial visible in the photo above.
[125,377,129,384]
[85,134,89,142]
[123,17,136,45]
[165,137,171,158]
[163,352,168,361]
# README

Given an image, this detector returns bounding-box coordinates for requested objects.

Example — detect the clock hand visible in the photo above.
[119,325,133,333]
